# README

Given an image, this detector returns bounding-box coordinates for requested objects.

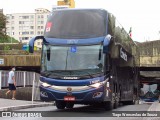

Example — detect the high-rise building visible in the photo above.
[0,9,3,14]
[6,8,50,48]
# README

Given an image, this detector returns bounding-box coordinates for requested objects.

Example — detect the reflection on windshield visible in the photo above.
[140,83,160,99]
[41,44,105,78]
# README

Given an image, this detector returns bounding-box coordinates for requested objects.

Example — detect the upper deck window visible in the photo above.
[44,9,107,39]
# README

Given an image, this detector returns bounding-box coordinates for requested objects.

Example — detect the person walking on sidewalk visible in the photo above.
[5,67,16,100]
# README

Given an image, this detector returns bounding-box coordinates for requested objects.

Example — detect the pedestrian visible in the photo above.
[5,67,16,100]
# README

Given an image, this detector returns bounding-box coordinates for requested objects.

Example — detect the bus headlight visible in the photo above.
[89,81,106,88]
[42,83,51,87]
[39,80,51,87]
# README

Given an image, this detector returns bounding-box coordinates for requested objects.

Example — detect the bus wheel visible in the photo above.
[66,102,74,109]
[114,94,119,108]
[55,101,66,109]
[104,101,113,111]
[104,93,115,111]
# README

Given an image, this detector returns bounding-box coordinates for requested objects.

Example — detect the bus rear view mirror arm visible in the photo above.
[29,36,46,53]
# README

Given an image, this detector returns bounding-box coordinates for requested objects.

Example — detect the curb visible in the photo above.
[0,102,54,111]
[147,101,158,111]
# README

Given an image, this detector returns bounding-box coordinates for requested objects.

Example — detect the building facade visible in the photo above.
[0,9,3,14]
[6,8,50,48]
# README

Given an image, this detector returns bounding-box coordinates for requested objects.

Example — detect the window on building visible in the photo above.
[41,31,43,35]
[12,16,14,19]
[19,16,23,19]
[41,21,44,24]
[22,37,29,40]
[6,20,9,23]
[19,21,24,24]
[12,27,14,30]
[6,16,10,19]
[22,16,29,19]
[30,31,34,35]
[30,15,34,19]
[30,26,34,29]
[37,31,41,35]
[37,26,41,29]
[41,15,44,18]
[41,26,43,29]
[22,31,29,35]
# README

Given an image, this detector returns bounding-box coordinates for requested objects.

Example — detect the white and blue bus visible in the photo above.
[29,9,139,110]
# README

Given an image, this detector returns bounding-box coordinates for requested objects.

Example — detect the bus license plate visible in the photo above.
[64,96,75,101]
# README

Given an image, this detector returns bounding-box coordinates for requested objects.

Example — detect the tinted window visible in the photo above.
[44,9,107,39]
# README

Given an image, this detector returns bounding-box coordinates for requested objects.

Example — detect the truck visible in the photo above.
[29,8,139,110]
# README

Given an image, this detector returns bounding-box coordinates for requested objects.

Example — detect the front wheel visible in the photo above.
[55,101,66,109]
[103,101,114,111]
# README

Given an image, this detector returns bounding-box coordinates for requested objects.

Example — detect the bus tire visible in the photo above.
[104,93,115,111]
[66,102,74,109]
[103,101,113,111]
[114,93,119,109]
[55,101,66,109]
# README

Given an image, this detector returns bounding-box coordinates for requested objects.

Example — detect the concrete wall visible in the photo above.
[0,87,32,101]
[139,40,160,67]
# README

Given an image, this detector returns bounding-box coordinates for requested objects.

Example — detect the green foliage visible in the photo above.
[4,45,10,50]
[0,35,19,43]
[0,12,6,41]
[0,44,23,50]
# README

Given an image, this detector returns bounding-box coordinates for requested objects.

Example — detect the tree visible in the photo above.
[0,12,7,42]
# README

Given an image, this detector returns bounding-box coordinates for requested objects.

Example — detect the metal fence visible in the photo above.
[0,71,40,88]
[0,70,40,101]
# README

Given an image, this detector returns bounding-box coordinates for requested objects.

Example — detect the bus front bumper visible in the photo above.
[39,85,110,103]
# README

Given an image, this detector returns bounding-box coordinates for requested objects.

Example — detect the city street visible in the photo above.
[2,102,157,120]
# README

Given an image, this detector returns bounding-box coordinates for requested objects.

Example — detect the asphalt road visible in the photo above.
[1,103,154,120]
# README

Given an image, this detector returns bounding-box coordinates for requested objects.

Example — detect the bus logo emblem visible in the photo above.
[67,87,72,92]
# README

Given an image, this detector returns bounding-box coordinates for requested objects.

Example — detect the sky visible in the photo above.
[1,0,160,42]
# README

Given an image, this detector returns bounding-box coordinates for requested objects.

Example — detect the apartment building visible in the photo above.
[0,9,3,14]
[6,8,50,48]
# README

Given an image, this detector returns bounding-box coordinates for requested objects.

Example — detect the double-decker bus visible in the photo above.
[29,9,139,110]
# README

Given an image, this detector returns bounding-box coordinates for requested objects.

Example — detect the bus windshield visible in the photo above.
[44,9,106,39]
[41,44,105,79]
[140,83,160,101]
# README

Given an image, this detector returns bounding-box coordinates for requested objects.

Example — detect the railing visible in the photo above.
[0,71,40,89]
[0,70,40,101]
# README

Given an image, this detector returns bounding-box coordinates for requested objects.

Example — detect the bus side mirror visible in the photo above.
[103,34,112,53]
[29,36,45,53]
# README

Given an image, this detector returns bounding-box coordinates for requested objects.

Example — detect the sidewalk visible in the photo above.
[147,101,160,111]
[0,98,54,111]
